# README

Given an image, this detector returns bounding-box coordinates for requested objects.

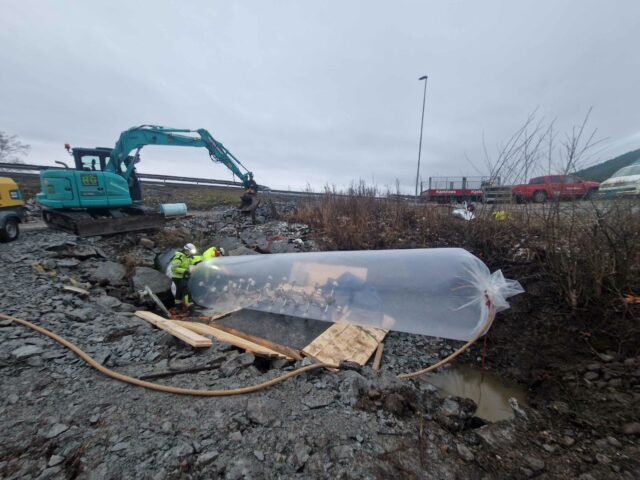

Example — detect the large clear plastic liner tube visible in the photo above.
[189,248,524,341]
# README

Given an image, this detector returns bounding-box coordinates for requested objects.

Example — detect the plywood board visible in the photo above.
[174,320,291,360]
[302,323,387,366]
[135,311,212,348]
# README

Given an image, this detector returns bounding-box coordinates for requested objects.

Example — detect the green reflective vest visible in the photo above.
[171,251,194,279]
[193,247,219,265]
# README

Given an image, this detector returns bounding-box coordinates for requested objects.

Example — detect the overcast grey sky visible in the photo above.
[1,0,639,190]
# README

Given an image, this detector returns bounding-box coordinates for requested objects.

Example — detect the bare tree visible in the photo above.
[478,109,597,187]
[480,110,551,186]
[555,107,600,175]
[0,131,30,164]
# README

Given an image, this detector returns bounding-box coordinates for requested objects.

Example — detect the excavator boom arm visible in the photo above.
[107,125,252,186]
[196,129,251,184]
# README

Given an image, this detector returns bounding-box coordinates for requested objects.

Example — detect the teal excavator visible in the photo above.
[36,125,258,236]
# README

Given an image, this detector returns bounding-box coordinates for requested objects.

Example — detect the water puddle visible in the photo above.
[423,365,527,422]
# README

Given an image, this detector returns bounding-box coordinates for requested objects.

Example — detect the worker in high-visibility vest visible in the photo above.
[171,243,198,307]
[193,246,223,264]
[191,246,225,287]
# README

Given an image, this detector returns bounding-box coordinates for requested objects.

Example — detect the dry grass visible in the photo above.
[293,182,458,250]
[141,184,242,209]
[153,227,193,250]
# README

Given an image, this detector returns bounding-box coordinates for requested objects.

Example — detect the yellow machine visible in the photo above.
[0,177,26,242]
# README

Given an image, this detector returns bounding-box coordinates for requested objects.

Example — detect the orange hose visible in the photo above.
[0,306,496,395]
[0,313,336,396]
[399,305,496,378]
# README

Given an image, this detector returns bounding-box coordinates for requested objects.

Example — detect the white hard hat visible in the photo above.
[183,243,197,254]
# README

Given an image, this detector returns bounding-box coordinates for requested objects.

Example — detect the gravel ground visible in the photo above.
[1,204,639,479]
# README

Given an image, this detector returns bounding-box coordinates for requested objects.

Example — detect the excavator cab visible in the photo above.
[56,146,143,203]
[71,147,142,201]
[67,146,110,172]
[37,145,154,236]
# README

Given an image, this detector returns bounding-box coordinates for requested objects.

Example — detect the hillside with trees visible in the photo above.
[574,148,640,182]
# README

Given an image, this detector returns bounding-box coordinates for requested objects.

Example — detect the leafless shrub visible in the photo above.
[481,110,553,186]
[293,180,431,250]
[537,201,640,311]
[470,110,639,313]
[479,109,599,189]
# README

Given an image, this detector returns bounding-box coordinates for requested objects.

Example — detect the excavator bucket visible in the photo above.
[239,193,260,213]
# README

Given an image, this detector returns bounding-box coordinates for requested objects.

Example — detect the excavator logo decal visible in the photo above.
[80,174,98,186]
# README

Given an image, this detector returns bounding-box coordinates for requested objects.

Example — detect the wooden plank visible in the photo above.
[173,320,291,360]
[208,308,242,322]
[302,323,387,366]
[63,285,89,296]
[135,311,212,348]
[372,341,384,370]
[211,323,302,361]
[177,321,289,359]
[135,310,167,328]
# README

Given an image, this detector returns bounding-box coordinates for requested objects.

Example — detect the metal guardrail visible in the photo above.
[0,162,417,201]
[0,162,247,188]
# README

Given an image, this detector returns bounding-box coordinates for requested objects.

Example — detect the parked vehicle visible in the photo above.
[598,161,640,198]
[512,175,599,203]
[421,176,496,203]
[0,177,26,242]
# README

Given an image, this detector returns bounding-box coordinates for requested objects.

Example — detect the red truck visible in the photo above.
[512,175,599,203]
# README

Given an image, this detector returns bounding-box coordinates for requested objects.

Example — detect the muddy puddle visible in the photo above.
[423,365,527,422]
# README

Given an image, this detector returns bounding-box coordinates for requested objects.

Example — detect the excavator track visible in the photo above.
[42,207,165,237]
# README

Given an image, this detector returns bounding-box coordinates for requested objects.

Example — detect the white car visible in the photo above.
[598,162,640,198]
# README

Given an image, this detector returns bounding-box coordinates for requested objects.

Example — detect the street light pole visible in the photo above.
[415,75,429,200]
